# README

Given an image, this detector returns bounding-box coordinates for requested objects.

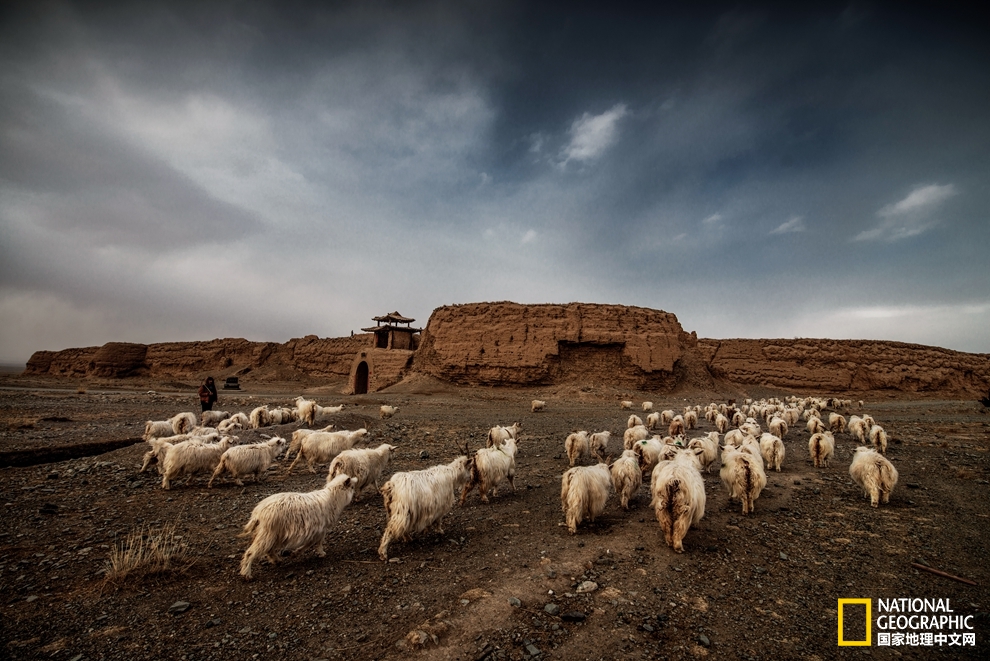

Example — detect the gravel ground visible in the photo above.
[1,376,988,660]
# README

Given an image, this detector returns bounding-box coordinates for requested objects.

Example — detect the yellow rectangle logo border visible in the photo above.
[838,599,872,646]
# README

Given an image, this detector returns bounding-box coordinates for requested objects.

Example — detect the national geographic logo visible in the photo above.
[838,598,977,647]
[838,599,871,646]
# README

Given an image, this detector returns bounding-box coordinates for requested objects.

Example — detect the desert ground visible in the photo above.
[1,373,988,661]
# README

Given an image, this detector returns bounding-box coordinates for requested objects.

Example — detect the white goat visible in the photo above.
[684,410,698,430]
[200,410,230,427]
[250,406,271,429]
[565,431,591,467]
[610,450,642,510]
[758,433,785,472]
[849,446,898,507]
[461,438,519,504]
[589,431,611,462]
[715,413,730,434]
[144,420,175,442]
[287,429,368,474]
[651,448,706,553]
[807,417,827,435]
[208,437,288,487]
[160,437,233,490]
[328,444,397,502]
[668,415,685,437]
[531,400,546,412]
[646,411,662,430]
[808,431,835,468]
[487,422,521,447]
[560,463,612,534]
[380,405,400,419]
[623,424,650,449]
[238,473,357,580]
[660,410,675,425]
[869,425,888,454]
[620,401,633,410]
[768,416,788,439]
[719,444,767,515]
[170,412,197,435]
[627,414,644,429]
[828,413,847,434]
[687,435,718,473]
[378,455,474,560]
[642,401,654,412]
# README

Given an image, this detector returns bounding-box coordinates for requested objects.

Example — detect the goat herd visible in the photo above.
[137,395,897,580]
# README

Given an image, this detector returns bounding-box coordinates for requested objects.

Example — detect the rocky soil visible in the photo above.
[1,375,988,660]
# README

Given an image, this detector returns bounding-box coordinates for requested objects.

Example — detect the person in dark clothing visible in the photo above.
[199,377,218,412]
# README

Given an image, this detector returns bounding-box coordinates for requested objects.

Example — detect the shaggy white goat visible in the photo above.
[768,416,788,439]
[634,437,676,475]
[487,422,521,447]
[160,438,233,490]
[610,449,642,510]
[378,455,474,560]
[684,410,698,430]
[808,431,835,468]
[287,429,368,474]
[250,406,271,429]
[200,410,230,427]
[869,425,888,454]
[170,412,197,435]
[642,401,654,412]
[620,401,633,410]
[849,446,898,507]
[668,415,685,437]
[758,433,785,472]
[660,410,675,425]
[687,435,718,473]
[560,463,612,534]
[651,448,706,553]
[238,473,357,580]
[380,405,400,419]
[646,412,662,430]
[719,444,767,515]
[715,413,730,434]
[208,437,288,487]
[565,431,591,467]
[461,438,519,504]
[589,431,611,462]
[328,444,397,502]
[807,417,827,435]
[144,420,176,442]
[623,424,650,449]
[627,414,644,429]
[828,413,847,434]
[531,400,546,412]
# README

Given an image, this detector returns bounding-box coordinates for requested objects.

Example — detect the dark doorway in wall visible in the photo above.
[354,361,369,394]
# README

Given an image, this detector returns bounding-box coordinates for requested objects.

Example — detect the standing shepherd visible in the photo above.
[199,376,218,412]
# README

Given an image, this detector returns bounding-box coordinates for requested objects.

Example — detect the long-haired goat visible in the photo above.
[328,444,396,502]
[565,431,591,467]
[719,444,767,515]
[200,410,230,427]
[378,454,474,560]
[208,437,287,487]
[828,413,847,434]
[809,431,835,468]
[849,446,898,507]
[239,473,357,580]
[560,463,612,534]
[758,433,785,472]
[589,431,611,462]
[287,429,368,474]
[461,438,519,504]
[610,450,642,510]
[651,447,706,553]
[170,412,197,435]
[487,422,521,447]
[531,400,546,412]
[623,424,650,449]
[627,414,644,429]
[687,435,718,473]
[161,437,233,490]
[250,406,271,429]
[380,405,399,419]
[869,425,888,454]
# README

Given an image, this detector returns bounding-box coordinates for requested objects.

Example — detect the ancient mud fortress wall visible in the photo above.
[698,338,990,394]
[23,302,990,395]
[412,301,699,389]
[25,335,369,381]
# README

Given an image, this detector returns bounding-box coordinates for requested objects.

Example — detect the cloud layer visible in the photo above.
[1,3,988,362]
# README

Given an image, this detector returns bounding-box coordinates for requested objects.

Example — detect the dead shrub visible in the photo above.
[104,523,191,582]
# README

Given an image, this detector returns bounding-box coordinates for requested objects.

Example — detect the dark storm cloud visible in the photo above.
[1,1,988,362]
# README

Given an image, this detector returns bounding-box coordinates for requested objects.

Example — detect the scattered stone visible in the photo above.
[525,643,541,656]
[25,595,38,603]
[419,451,430,459]
[907,483,921,489]
[779,552,789,561]
[544,603,560,616]
[560,611,586,623]
[641,624,654,632]
[699,633,711,647]
[575,581,598,593]
[168,601,191,615]
[507,597,522,608]
[205,618,222,628]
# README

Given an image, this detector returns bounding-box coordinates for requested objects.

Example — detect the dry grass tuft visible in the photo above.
[104,523,192,581]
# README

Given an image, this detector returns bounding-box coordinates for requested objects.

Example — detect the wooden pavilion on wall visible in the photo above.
[361,312,422,351]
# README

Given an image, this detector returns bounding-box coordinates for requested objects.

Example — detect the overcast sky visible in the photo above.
[1,1,988,364]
